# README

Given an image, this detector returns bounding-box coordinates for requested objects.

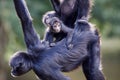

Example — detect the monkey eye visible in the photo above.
[53,22,59,27]
[54,22,61,28]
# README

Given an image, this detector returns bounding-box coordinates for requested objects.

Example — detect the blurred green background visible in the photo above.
[0,0,120,80]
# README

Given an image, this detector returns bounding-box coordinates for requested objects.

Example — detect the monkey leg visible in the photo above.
[82,40,105,80]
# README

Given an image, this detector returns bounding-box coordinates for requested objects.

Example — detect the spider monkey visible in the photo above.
[10,0,98,80]
[10,0,105,80]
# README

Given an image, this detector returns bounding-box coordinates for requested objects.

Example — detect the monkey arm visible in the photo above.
[13,0,45,52]
[44,31,54,43]
[50,0,60,14]
[61,23,73,33]
[77,0,92,19]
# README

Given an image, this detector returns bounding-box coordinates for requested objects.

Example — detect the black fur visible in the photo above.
[43,0,92,44]
[9,51,32,77]
[42,11,67,44]
[10,0,105,80]
[50,0,92,24]
[9,0,101,80]
[46,0,105,80]
[42,16,73,46]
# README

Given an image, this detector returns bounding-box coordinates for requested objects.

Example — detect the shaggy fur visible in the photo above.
[9,0,105,80]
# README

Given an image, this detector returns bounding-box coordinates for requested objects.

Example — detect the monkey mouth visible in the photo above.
[56,29,60,33]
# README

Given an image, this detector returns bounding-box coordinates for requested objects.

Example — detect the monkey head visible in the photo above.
[9,51,32,77]
[42,11,62,33]
[42,11,57,27]
[49,17,62,33]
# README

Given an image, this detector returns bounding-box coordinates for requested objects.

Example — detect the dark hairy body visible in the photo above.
[43,0,105,80]
[9,0,105,80]
[43,0,92,43]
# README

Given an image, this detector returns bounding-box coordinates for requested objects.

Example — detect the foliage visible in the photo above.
[92,0,120,37]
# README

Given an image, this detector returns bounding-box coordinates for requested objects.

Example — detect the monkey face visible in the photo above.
[47,17,62,33]
[10,61,26,77]
[9,52,31,77]
[52,21,61,33]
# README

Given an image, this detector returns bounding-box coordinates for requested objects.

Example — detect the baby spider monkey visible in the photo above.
[42,12,72,46]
